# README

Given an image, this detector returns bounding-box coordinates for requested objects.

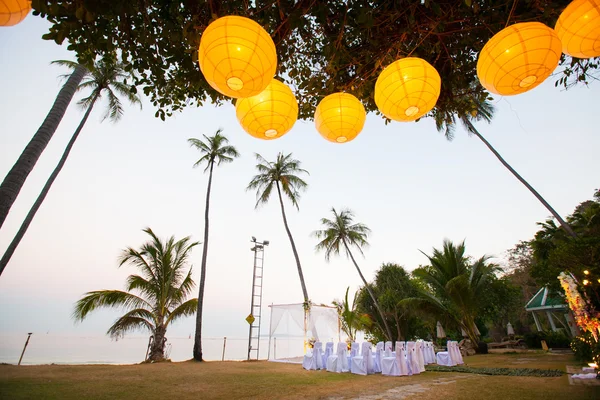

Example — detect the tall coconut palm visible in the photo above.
[411,239,499,347]
[188,130,239,362]
[313,207,393,341]
[73,228,199,362]
[434,96,576,238]
[247,152,310,304]
[0,56,141,276]
[0,63,87,230]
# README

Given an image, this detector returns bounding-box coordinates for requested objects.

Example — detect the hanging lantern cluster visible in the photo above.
[199,16,299,141]
[202,3,598,144]
[555,0,600,58]
[314,93,366,143]
[235,79,298,140]
[0,0,31,26]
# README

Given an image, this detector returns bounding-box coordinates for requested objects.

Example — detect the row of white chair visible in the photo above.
[303,339,454,376]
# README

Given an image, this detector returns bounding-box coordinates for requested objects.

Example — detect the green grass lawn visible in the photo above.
[0,352,598,399]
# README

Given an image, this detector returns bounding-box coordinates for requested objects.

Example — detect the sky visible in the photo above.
[0,16,598,342]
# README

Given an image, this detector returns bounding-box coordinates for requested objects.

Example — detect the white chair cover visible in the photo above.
[406,341,420,375]
[348,342,359,372]
[436,341,456,367]
[351,342,374,376]
[448,341,464,365]
[302,341,324,370]
[384,341,393,357]
[322,342,334,368]
[397,341,410,376]
[415,341,426,372]
[426,342,436,364]
[326,342,349,373]
[373,342,384,373]
[381,347,399,376]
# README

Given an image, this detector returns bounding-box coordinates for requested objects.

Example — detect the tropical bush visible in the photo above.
[524,331,571,349]
[571,333,600,364]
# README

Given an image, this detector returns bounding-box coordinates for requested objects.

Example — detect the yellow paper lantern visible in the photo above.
[314,93,366,143]
[555,0,600,58]
[374,57,441,122]
[198,15,277,98]
[477,22,562,96]
[0,0,31,26]
[235,79,298,140]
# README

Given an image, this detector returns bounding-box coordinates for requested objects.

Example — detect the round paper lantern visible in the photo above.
[235,79,298,140]
[198,16,277,98]
[477,22,562,96]
[374,57,441,122]
[314,93,366,143]
[0,0,31,26]
[555,0,600,58]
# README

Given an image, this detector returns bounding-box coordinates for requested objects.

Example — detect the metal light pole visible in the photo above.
[18,333,32,366]
[247,237,269,360]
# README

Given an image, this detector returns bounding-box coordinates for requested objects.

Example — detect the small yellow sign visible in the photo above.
[246,314,255,325]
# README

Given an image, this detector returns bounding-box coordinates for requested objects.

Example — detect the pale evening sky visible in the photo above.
[0,17,598,341]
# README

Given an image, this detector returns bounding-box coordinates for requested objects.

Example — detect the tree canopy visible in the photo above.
[33,0,598,120]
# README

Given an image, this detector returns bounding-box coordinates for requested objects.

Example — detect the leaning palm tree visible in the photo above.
[0,55,141,276]
[188,130,239,362]
[73,228,199,362]
[0,62,87,230]
[313,207,393,341]
[411,239,499,347]
[434,95,576,238]
[247,152,310,304]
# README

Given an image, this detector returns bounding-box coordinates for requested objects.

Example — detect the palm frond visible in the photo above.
[73,290,152,322]
[165,298,198,325]
[106,309,155,340]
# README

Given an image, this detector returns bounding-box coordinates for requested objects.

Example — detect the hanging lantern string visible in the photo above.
[506,0,520,28]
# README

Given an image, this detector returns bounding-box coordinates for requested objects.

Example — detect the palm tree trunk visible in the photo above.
[464,119,577,238]
[149,325,167,362]
[275,182,309,303]
[0,93,99,276]
[193,162,213,361]
[342,238,393,341]
[0,64,87,230]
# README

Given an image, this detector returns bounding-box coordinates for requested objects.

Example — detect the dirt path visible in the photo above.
[327,374,475,400]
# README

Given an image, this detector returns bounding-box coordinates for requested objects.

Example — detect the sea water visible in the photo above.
[0,334,273,365]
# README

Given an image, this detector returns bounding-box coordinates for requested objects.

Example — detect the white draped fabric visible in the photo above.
[406,341,420,375]
[384,341,393,357]
[415,341,426,372]
[302,341,324,370]
[326,342,349,373]
[436,341,456,367]
[448,341,464,365]
[373,342,384,373]
[351,342,374,376]
[348,342,359,372]
[424,341,436,364]
[397,341,410,376]
[322,342,334,368]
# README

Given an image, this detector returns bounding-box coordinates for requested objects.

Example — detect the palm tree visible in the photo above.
[313,207,393,341]
[333,287,371,342]
[73,228,199,362]
[411,239,499,347]
[434,96,577,238]
[0,62,87,230]
[247,152,310,304]
[188,130,239,362]
[0,56,141,276]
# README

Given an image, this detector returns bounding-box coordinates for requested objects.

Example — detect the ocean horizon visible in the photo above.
[0,333,286,365]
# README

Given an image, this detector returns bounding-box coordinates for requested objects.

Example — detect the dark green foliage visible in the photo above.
[355,263,427,342]
[529,189,600,310]
[32,1,598,121]
[524,331,571,349]
[426,365,565,377]
[571,333,600,364]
